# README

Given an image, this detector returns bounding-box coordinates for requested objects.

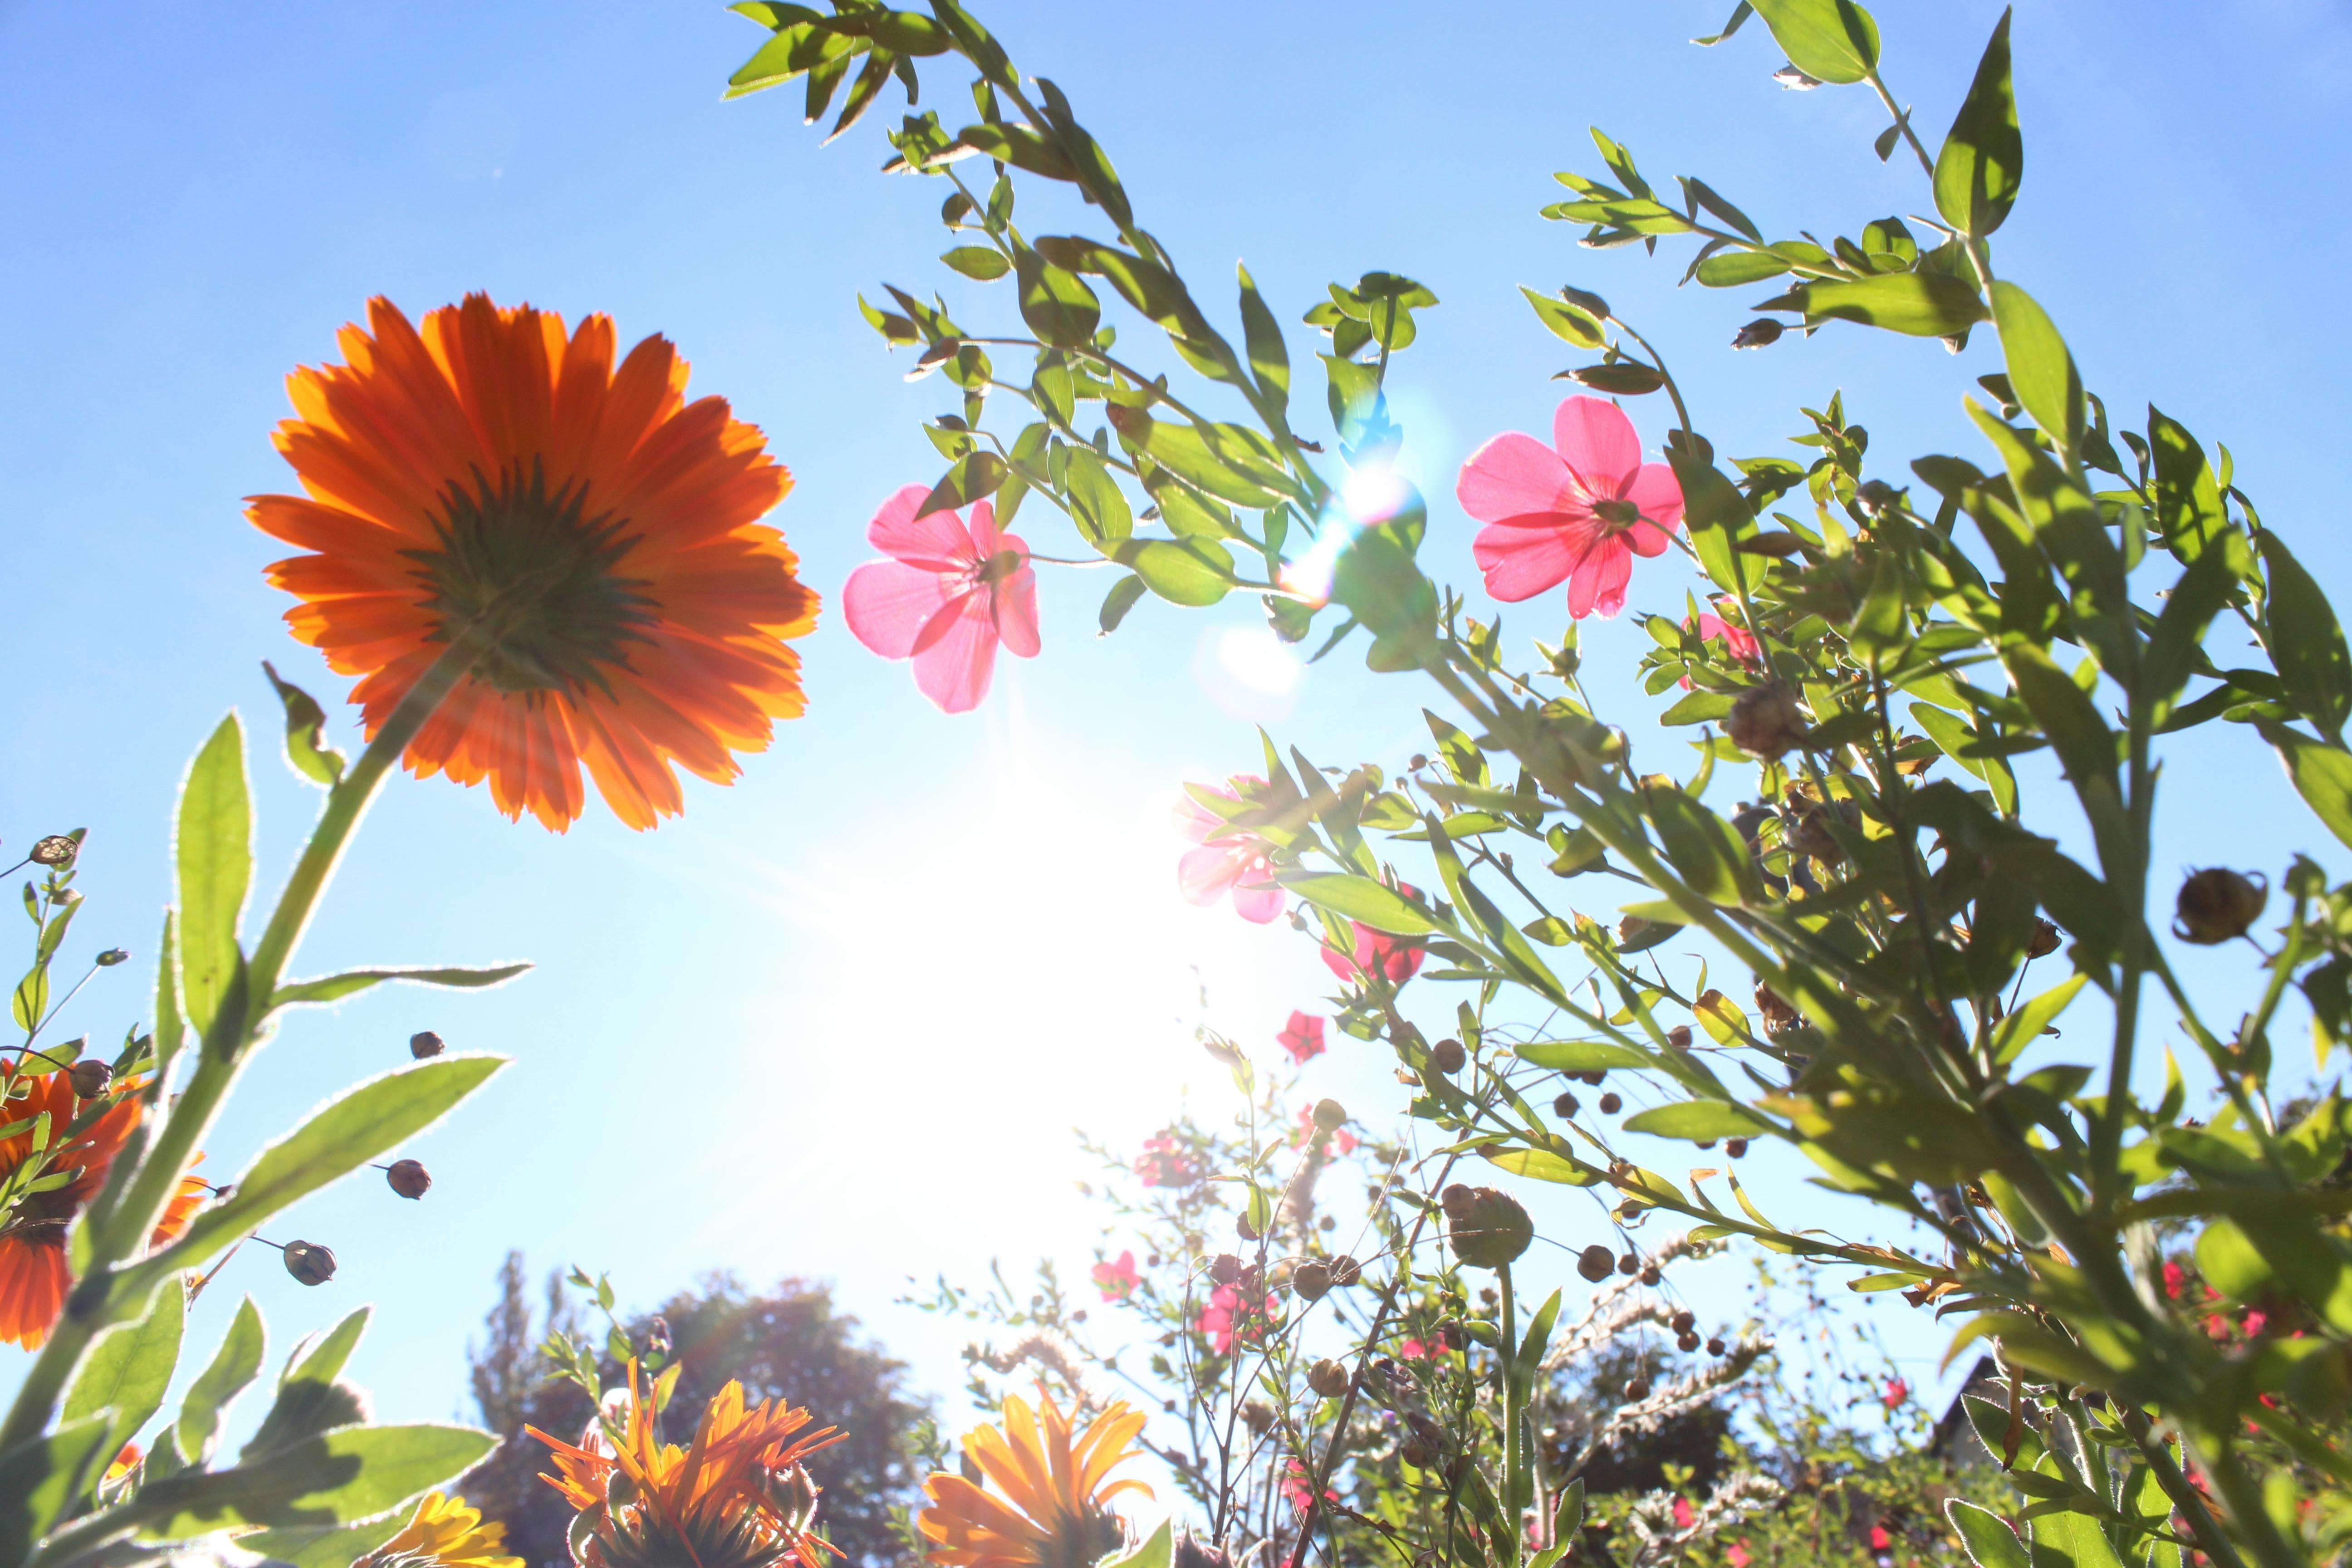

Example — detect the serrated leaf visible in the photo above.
[64,1278,183,1480]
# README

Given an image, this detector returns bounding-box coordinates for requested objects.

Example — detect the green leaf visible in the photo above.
[1112,539,1232,608]
[260,662,345,788]
[2148,407,2229,564]
[940,245,1010,281]
[1749,0,1882,83]
[242,1519,409,1568]
[1622,1101,1772,1141]
[64,1278,183,1477]
[1990,974,2087,1066]
[1013,247,1100,348]
[1910,702,2018,816]
[1480,1143,1599,1187]
[1237,264,1289,413]
[1279,874,1438,936]
[152,910,186,1091]
[1098,573,1147,634]
[243,1309,373,1464]
[1566,362,1665,396]
[1695,250,1792,288]
[1933,10,2022,238]
[2257,531,2352,742]
[1796,274,1987,336]
[176,714,252,1043]
[2255,720,2352,854]
[1101,1519,1173,1568]
[135,1423,498,1539]
[1062,447,1132,552]
[176,1297,265,1467]
[1510,1289,1563,1400]
[1644,788,1762,907]
[1948,1500,2029,1568]
[1989,282,2080,460]
[271,963,531,1011]
[1514,1041,1653,1072]
[2028,1500,2127,1568]
[0,1416,114,1561]
[1520,287,1607,350]
[1107,406,1288,508]
[161,1057,507,1272]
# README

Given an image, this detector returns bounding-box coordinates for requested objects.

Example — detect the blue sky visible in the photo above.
[2,0,2349,1463]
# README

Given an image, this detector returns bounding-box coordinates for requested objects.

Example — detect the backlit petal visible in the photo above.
[1553,395,1642,482]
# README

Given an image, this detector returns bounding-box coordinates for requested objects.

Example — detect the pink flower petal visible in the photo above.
[994,545,1042,659]
[1178,844,1244,905]
[1232,880,1285,924]
[1474,519,1605,603]
[1567,543,1635,619]
[908,592,1003,713]
[868,484,976,570]
[842,558,953,658]
[1553,396,1642,482]
[1320,940,1357,982]
[1622,461,1687,528]
[1455,432,1573,524]
[1173,793,1225,844]
[1623,519,1676,558]
[966,500,999,555]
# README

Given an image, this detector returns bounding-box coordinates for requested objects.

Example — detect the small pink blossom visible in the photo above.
[1728,1542,1752,1568]
[2162,1259,2188,1299]
[1882,1378,1907,1410]
[1456,396,1685,619]
[1292,1103,1358,1158]
[1672,1497,1696,1532]
[1397,1338,1432,1360]
[1679,611,1763,690]
[1280,1458,1336,1515]
[1174,780,1283,924]
[1319,882,1428,985]
[842,485,1040,714]
[1870,1524,1892,1553]
[1196,1283,1273,1354]
[1277,1010,1326,1065]
[1091,1250,1140,1300]
[1133,1133,1201,1188]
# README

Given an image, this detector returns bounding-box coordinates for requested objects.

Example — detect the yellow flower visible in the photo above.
[363,1491,520,1568]
[918,1388,1152,1568]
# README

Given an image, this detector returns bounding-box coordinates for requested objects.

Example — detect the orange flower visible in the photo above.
[529,1363,843,1568]
[0,1069,208,1348]
[358,1490,521,1568]
[919,1387,1152,1568]
[249,294,819,831]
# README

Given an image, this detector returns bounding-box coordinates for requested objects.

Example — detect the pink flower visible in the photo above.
[1882,1378,1907,1410]
[1278,1010,1326,1065]
[842,485,1040,714]
[1679,611,1763,689]
[1133,1133,1201,1189]
[1728,1541,1752,1568]
[2243,1308,2269,1338]
[1869,1525,1891,1553]
[1672,1497,1696,1532]
[1174,781,1284,924]
[1280,1458,1336,1514]
[1319,882,1428,985]
[1196,1283,1273,1354]
[1091,1250,1140,1300]
[1292,1103,1358,1158]
[1397,1338,1431,1360]
[1456,396,1685,619]
[2162,1260,2188,1299]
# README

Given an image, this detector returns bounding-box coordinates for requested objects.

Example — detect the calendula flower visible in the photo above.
[103,1442,142,1485]
[918,1387,1151,1568]
[250,294,818,831]
[1457,396,1684,619]
[529,1364,843,1568]
[359,1491,521,1568]
[1174,782,1282,924]
[843,488,1039,714]
[0,1071,208,1348]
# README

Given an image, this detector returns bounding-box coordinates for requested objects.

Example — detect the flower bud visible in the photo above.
[1617,1252,1640,1277]
[408,1030,445,1059]
[1293,1260,1332,1300]
[1308,1358,1350,1399]
[94,948,129,968]
[1312,1098,1347,1131]
[1328,1254,1362,1288]
[1576,1245,1615,1283]
[67,1059,113,1099]
[1598,1093,1622,1115]
[1210,1253,1242,1286]
[1666,1025,1692,1050]
[1730,318,1784,350]
[1553,1091,1580,1118]
[1671,1309,1696,1333]
[29,836,78,868]
[1726,681,1809,760]
[1623,1376,1651,1401]
[1431,1038,1466,1074]
[283,1240,337,1286]
[1706,1337,1727,1357]
[1446,1187,1532,1269]
[1409,755,1429,772]
[2174,869,2266,945]
[2026,919,2062,959]
[385,1159,431,1200]
[760,1464,821,1533]
[1639,1264,1661,1286]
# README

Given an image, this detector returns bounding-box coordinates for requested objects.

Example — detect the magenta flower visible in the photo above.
[1133,1132,1200,1188]
[1680,610,1763,690]
[1456,396,1686,619]
[1279,1459,1336,1515]
[1319,882,1428,985]
[1174,781,1283,924]
[842,484,1040,713]
[1091,1250,1140,1300]
[1277,1010,1326,1065]
[1196,1282,1273,1355]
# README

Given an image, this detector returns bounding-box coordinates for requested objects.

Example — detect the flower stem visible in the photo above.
[1499,1259,1522,1568]
[0,633,484,1456]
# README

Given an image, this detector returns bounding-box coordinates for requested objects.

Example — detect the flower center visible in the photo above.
[1591,497,1642,531]
[975,548,1024,588]
[407,463,657,697]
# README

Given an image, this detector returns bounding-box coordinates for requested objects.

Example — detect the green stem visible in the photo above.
[0,632,484,1458]
[1499,1259,1523,1568]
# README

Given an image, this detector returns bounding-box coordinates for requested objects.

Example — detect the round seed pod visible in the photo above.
[1617,1252,1640,1277]
[1328,1255,1362,1289]
[1670,1310,1696,1333]
[1293,1261,1332,1301]
[29,836,78,868]
[1312,1098,1347,1131]
[1623,1376,1651,1401]
[67,1059,113,1099]
[2174,869,2266,945]
[1553,1091,1581,1118]
[1210,1253,1243,1286]
[1598,1093,1622,1114]
[283,1240,337,1286]
[1725,1138,1749,1158]
[1707,1337,1727,1357]
[1726,681,1809,760]
[1677,1331,1702,1352]
[1308,1359,1350,1399]
[2027,919,2062,958]
[408,1030,446,1059]
[1639,1265,1661,1286]
[385,1159,431,1200]
[1431,1039,1467,1074]
[1576,1245,1615,1283]
[1446,1187,1533,1269]
[1666,1025,1693,1050]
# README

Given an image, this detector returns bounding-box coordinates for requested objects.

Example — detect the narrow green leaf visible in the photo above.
[176,715,252,1040]
[1514,1041,1653,1072]
[1012,247,1100,347]
[1480,1144,1599,1186]
[64,1278,183,1475]
[1797,273,1987,337]
[1107,405,1288,508]
[260,662,345,788]
[2257,531,2352,742]
[1695,250,1791,288]
[1236,264,1289,412]
[1932,10,2022,238]
[1112,539,1232,607]
[160,1057,508,1272]
[1520,287,1607,350]
[940,245,1010,281]
[1749,0,1881,84]
[1279,873,1438,936]
[176,1297,265,1467]
[2255,720,2352,854]
[1622,1101,1772,1141]
[270,963,531,1011]
[2147,407,2229,564]
[1989,283,2080,460]
[1990,974,2087,1066]
[1098,573,1147,634]
[152,910,185,1090]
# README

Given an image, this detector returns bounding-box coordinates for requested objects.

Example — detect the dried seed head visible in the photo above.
[1671,1309,1697,1333]
[385,1159,431,1200]
[1312,1098,1347,1131]
[1639,1265,1661,1286]
[29,836,78,868]
[1725,681,1810,760]
[1308,1358,1350,1399]
[1754,981,1799,1032]
[1617,1252,1641,1277]
[1623,1377,1651,1401]
[1677,1331,1703,1352]
[1598,1092,1623,1115]
[1553,1091,1581,1118]
[1400,1436,1437,1470]
[67,1060,113,1099]
[283,1240,337,1286]
[1329,1255,1362,1288]
[1725,1137,1749,1159]
[2027,918,2062,959]
[1577,1245,1615,1284]
[1707,1337,1727,1357]
[408,1030,446,1059]
[1241,1401,1274,1436]
[1235,1212,1261,1242]
[2174,869,2267,945]
[1431,1038,1467,1074]
[1210,1253,1243,1286]
[1666,1025,1692,1050]
[1446,1187,1533,1269]
[1293,1261,1333,1301]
